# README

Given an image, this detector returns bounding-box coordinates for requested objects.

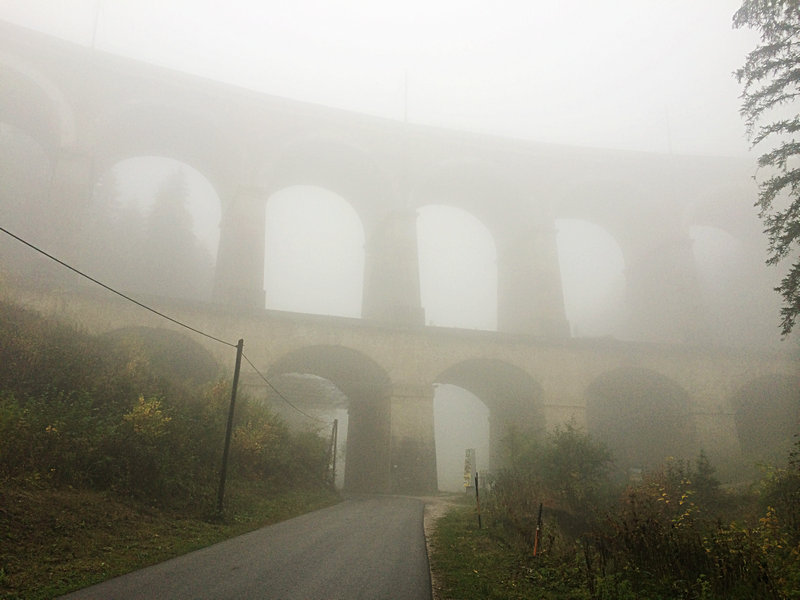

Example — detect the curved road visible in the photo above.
[59,495,432,600]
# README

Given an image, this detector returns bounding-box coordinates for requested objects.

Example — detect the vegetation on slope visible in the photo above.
[430,425,800,600]
[0,299,339,598]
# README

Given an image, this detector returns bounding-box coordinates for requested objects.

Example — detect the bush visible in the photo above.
[586,452,800,599]
[487,422,613,550]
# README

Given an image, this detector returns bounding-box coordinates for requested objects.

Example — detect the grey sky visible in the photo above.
[1,0,758,155]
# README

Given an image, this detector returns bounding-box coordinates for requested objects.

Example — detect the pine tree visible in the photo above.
[734,0,800,335]
[141,168,210,300]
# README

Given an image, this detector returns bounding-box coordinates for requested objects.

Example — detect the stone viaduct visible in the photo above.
[1,21,798,493]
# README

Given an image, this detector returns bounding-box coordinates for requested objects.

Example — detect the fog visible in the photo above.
[0,1,792,492]
[0,0,759,155]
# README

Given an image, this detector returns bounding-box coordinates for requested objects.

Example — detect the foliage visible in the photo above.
[488,422,613,549]
[587,456,798,599]
[433,444,800,600]
[430,501,590,600]
[758,435,800,545]
[0,299,332,511]
[734,0,800,335]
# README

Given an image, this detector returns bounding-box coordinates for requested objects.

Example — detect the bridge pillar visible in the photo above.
[497,226,570,337]
[626,236,704,344]
[390,383,438,493]
[362,209,425,327]
[213,187,267,308]
[344,396,392,494]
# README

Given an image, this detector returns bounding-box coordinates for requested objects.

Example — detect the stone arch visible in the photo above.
[731,374,800,467]
[263,185,365,317]
[416,204,498,330]
[585,366,696,475]
[267,345,392,493]
[412,157,525,237]
[684,183,762,246]
[558,178,700,343]
[87,157,222,302]
[436,358,544,470]
[92,102,238,200]
[0,50,75,149]
[555,218,626,338]
[416,158,566,335]
[264,134,395,228]
[685,185,780,347]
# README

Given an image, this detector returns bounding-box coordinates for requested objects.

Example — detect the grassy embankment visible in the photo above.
[0,298,339,599]
[1,482,337,599]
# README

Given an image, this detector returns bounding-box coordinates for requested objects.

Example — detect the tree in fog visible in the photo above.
[0,123,52,275]
[734,1,800,335]
[140,168,212,300]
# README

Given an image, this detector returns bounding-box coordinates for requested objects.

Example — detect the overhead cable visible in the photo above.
[242,352,331,424]
[0,225,237,348]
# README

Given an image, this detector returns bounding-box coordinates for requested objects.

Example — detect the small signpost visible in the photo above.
[463,448,482,528]
[463,448,476,491]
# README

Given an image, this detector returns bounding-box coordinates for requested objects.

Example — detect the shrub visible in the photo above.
[487,422,614,550]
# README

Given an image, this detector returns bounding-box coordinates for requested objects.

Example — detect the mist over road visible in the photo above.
[59,496,431,600]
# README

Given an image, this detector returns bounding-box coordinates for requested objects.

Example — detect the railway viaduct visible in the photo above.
[1,21,798,492]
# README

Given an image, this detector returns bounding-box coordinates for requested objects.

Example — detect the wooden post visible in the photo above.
[475,472,482,529]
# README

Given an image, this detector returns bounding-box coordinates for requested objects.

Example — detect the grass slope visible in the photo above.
[0,481,339,600]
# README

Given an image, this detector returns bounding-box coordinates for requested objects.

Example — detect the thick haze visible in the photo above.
[0,0,758,155]
[0,1,777,491]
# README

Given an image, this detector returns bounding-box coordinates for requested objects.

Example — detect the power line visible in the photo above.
[0,225,237,348]
[242,352,330,424]
[1,224,334,424]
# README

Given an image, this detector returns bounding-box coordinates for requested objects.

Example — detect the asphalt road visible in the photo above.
[58,495,432,600]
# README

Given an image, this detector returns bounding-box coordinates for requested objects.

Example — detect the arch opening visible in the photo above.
[436,359,544,487]
[556,218,626,338]
[689,224,777,347]
[433,384,490,492]
[86,156,221,302]
[264,345,392,493]
[264,185,364,317]
[417,204,497,330]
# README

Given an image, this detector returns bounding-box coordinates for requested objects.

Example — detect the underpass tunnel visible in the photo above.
[264,345,393,494]
[435,359,545,487]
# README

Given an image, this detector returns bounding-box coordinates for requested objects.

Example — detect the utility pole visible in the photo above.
[217,338,244,515]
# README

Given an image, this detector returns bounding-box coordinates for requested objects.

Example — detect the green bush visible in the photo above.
[487,422,613,550]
